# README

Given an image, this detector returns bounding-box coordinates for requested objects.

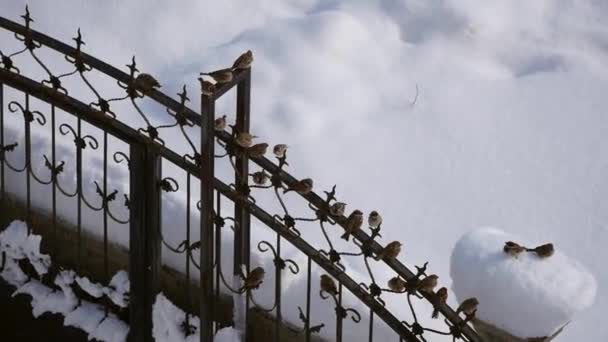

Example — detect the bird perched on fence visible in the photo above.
[341,209,364,241]
[320,274,338,297]
[200,68,234,84]
[247,143,268,157]
[329,202,347,217]
[134,73,161,93]
[232,50,254,70]
[416,274,438,293]
[527,243,554,258]
[235,132,256,148]
[456,297,479,316]
[198,78,215,96]
[387,276,406,293]
[252,171,270,186]
[374,241,402,261]
[368,211,382,228]
[240,266,265,292]
[214,115,227,131]
[284,178,313,195]
[503,241,526,258]
[432,287,448,319]
[273,144,288,158]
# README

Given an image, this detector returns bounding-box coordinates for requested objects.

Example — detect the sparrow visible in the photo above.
[387,276,406,292]
[247,143,269,157]
[416,274,438,293]
[329,202,347,217]
[456,297,479,316]
[341,209,364,241]
[135,73,161,93]
[198,78,215,96]
[374,241,402,261]
[200,68,233,84]
[432,287,448,319]
[240,266,265,291]
[252,171,270,186]
[232,50,254,70]
[214,115,227,131]
[273,144,288,158]
[368,211,382,228]
[320,274,338,297]
[504,241,526,258]
[528,243,554,258]
[235,132,256,148]
[283,178,313,195]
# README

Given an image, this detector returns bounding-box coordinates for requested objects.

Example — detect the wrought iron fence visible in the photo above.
[0,6,483,342]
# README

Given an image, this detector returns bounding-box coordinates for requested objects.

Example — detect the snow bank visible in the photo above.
[0,220,129,342]
[153,293,241,342]
[450,227,597,338]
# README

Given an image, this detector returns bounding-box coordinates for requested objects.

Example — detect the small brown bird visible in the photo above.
[329,202,347,217]
[528,243,554,258]
[135,73,161,93]
[252,171,269,186]
[283,178,313,194]
[374,241,402,261]
[214,115,227,131]
[273,144,288,158]
[320,274,338,297]
[368,211,382,228]
[247,143,269,157]
[240,266,265,291]
[232,50,254,70]
[200,68,234,84]
[198,78,215,96]
[417,274,438,293]
[432,287,448,319]
[341,210,364,241]
[387,276,406,292]
[504,241,526,258]
[235,132,256,148]
[456,297,479,316]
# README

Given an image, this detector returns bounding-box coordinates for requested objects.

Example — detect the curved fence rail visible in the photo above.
[0,6,482,342]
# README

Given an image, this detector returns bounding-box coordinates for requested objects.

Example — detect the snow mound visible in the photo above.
[450,227,597,338]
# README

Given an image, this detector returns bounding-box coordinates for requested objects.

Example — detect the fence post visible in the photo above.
[200,91,216,342]
[234,69,252,338]
[129,143,162,342]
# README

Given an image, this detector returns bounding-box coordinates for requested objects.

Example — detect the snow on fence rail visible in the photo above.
[0,6,482,342]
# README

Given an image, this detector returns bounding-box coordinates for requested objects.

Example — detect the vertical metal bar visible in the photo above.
[369,308,374,342]
[51,104,57,258]
[200,92,216,342]
[103,131,109,315]
[76,118,83,273]
[337,283,343,342]
[129,143,162,342]
[274,233,282,342]
[185,172,191,330]
[0,83,4,198]
[25,93,31,233]
[305,257,312,342]
[234,68,252,340]
[214,191,221,333]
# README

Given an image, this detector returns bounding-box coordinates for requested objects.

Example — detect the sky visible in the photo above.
[1,1,606,341]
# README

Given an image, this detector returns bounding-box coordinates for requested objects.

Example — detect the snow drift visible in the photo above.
[450,227,597,338]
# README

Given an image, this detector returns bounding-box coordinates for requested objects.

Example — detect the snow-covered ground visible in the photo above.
[0,1,606,340]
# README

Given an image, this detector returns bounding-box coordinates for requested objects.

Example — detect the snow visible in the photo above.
[153,293,241,342]
[450,227,597,338]
[153,293,199,342]
[0,220,129,342]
